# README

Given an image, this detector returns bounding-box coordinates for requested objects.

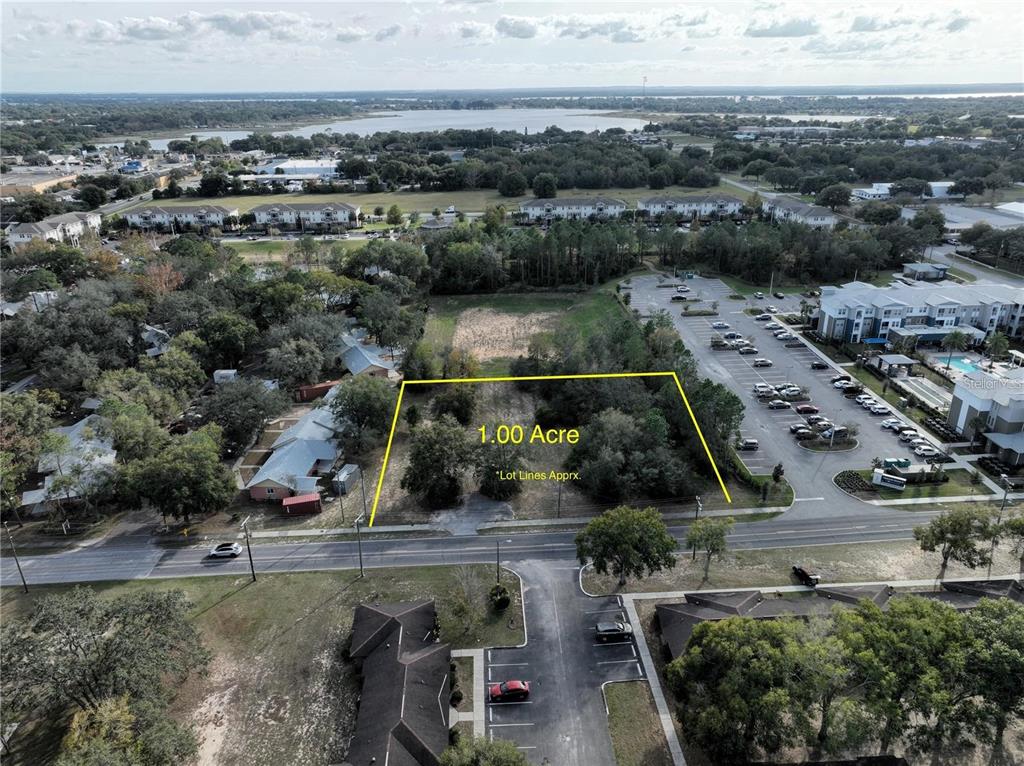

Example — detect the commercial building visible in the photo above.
[519,196,627,222]
[124,204,238,230]
[902,262,950,282]
[638,194,743,218]
[760,198,837,229]
[347,600,450,766]
[250,201,360,230]
[852,183,893,201]
[7,211,101,247]
[816,280,1024,345]
[0,171,79,195]
[947,367,1024,464]
[901,203,1024,235]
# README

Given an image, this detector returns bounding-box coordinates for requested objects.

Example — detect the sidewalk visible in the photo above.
[866,492,1023,507]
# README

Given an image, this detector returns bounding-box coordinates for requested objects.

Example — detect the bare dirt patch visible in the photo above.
[451,308,559,361]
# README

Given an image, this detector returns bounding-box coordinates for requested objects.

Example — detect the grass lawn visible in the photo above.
[604,681,673,766]
[1,566,523,766]
[584,532,1022,595]
[854,468,992,500]
[712,274,809,296]
[127,183,743,216]
[848,367,937,429]
[947,266,978,283]
[224,237,367,263]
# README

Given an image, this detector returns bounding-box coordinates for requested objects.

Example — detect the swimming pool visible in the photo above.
[945,355,980,373]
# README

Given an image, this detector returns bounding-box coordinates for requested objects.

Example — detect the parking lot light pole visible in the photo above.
[695,495,702,520]
[240,516,256,582]
[3,522,28,593]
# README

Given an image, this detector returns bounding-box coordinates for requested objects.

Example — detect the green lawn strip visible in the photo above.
[2,567,523,766]
[604,681,674,766]
[452,656,474,713]
[848,367,937,429]
[478,512,783,536]
[584,533,1021,595]
[946,266,977,283]
[853,468,992,500]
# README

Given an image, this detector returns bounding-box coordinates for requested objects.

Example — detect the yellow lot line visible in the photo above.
[368,371,731,526]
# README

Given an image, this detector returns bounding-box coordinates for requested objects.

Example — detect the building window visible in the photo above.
[266,487,275,496]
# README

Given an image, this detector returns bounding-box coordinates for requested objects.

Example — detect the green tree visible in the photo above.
[431,384,477,426]
[666,616,811,763]
[914,506,994,579]
[941,328,970,370]
[266,338,324,387]
[122,425,236,524]
[199,378,288,456]
[441,735,529,766]
[400,414,473,508]
[998,514,1024,574]
[531,172,557,198]
[385,204,403,225]
[93,368,181,424]
[330,375,396,450]
[575,505,677,587]
[965,598,1024,764]
[498,171,527,197]
[139,348,205,398]
[198,311,258,368]
[741,159,771,182]
[99,405,171,463]
[474,441,524,501]
[685,516,734,579]
[1,587,209,714]
[815,183,852,211]
[0,390,56,513]
[985,331,1010,369]
[75,184,106,210]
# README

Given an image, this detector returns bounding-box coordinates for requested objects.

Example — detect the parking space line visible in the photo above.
[487,701,533,706]
[598,659,641,665]
[489,662,530,667]
[489,722,537,727]
[585,607,625,614]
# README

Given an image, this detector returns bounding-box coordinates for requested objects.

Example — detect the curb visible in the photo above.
[488,565,528,649]
[797,438,860,454]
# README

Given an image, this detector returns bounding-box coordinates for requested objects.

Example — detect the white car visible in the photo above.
[752,358,773,367]
[775,332,796,341]
[869,405,890,415]
[854,394,873,404]
[767,305,779,313]
[898,430,920,442]
[755,313,772,321]
[209,542,243,558]
[915,445,940,458]
[860,398,879,409]
[764,322,782,330]
[676,285,690,293]
[880,418,902,430]
[711,321,730,329]
[833,380,853,389]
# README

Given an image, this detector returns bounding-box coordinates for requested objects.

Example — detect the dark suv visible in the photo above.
[595,621,634,642]
[792,566,821,587]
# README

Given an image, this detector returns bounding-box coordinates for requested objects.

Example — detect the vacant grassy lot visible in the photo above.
[605,681,673,766]
[1,566,523,766]
[224,238,367,263]
[584,536,1022,595]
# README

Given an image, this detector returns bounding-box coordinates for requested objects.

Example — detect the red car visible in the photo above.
[795,404,819,414]
[489,680,530,702]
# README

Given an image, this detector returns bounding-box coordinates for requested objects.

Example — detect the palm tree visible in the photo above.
[941,329,970,370]
[985,331,1010,370]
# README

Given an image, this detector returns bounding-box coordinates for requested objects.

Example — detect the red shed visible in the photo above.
[295,380,342,403]
[281,493,322,515]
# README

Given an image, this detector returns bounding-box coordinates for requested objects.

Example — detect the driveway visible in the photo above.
[485,561,642,765]
[628,274,917,520]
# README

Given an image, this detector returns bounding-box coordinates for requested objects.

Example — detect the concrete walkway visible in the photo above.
[451,648,485,737]
[866,492,1024,507]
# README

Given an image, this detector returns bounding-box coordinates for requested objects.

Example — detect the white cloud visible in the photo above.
[686,27,720,39]
[946,16,973,32]
[459,21,491,39]
[745,18,820,37]
[495,16,538,39]
[663,11,710,28]
[375,24,402,41]
[679,45,696,53]
[336,28,369,43]
[849,15,913,33]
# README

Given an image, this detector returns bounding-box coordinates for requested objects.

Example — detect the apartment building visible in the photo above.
[816,280,1024,345]
[7,211,101,247]
[638,194,743,218]
[947,367,1024,465]
[760,198,837,229]
[124,204,238,230]
[519,196,626,222]
[250,201,360,230]
[852,183,893,201]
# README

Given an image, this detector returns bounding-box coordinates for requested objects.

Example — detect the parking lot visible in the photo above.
[485,562,642,765]
[627,274,946,517]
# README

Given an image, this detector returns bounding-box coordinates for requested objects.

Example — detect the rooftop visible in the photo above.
[520,196,626,209]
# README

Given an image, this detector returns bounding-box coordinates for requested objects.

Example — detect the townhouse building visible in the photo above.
[124,204,238,230]
[816,280,1024,346]
[519,197,626,222]
[761,198,837,229]
[7,211,101,247]
[947,367,1024,465]
[250,201,360,231]
[638,194,743,218]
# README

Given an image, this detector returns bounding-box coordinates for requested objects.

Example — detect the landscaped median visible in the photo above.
[1,566,524,766]
[844,467,993,501]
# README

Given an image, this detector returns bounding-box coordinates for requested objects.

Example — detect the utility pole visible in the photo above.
[240,516,256,582]
[695,495,703,520]
[4,522,28,593]
[495,539,501,584]
[556,482,562,518]
[354,513,365,578]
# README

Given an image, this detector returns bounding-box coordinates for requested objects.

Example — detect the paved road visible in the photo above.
[1,510,939,587]
[925,244,1024,287]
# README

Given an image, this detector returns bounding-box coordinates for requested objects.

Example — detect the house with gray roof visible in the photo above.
[124,205,238,230]
[21,415,118,511]
[519,196,627,222]
[347,600,450,766]
[251,201,360,230]
[761,197,837,229]
[8,211,101,247]
[334,331,399,380]
[639,194,743,218]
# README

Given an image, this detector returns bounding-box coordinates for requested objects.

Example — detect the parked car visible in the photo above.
[795,404,820,415]
[812,420,834,432]
[790,422,811,433]
[806,415,828,425]
[738,346,758,355]
[869,405,891,416]
[209,542,242,558]
[792,566,821,586]
[774,291,786,299]
[754,383,776,395]
[833,380,853,389]
[675,285,690,293]
[880,418,902,430]
[767,305,779,313]
[764,322,782,330]
[830,374,851,384]
[794,429,816,441]
[752,358,773,367]
[908,438,930,449]
[767,399,792,409]
[810,361,829,370]
[711,321,730,329]
[755,313,772,321]
[822,427,849,440]
[595,622,634,642]
[898,429,920,442]
[738,438,760,450]
[723,332,743,340]
[915,445,940,458]
[753,291,765,299]
[774,332,796,341]
[490,680,531,702]
[855,394,874,405]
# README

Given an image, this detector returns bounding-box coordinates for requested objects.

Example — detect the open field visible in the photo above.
[119,183,745,216]
[224,238,367,263]
[604,681,673,766]
[584,532,1022,595]
[1,566,523,766]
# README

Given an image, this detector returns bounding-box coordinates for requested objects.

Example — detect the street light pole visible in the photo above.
[354,513,365,578]
[240,516,256,582]
[3,522,28,593]
[695,495,702,520]
[495,539,501,584]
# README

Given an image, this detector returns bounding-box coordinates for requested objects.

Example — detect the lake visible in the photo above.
[109,108,654,150]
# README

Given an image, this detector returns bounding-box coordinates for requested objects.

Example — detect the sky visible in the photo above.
[2,1,1022,93]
